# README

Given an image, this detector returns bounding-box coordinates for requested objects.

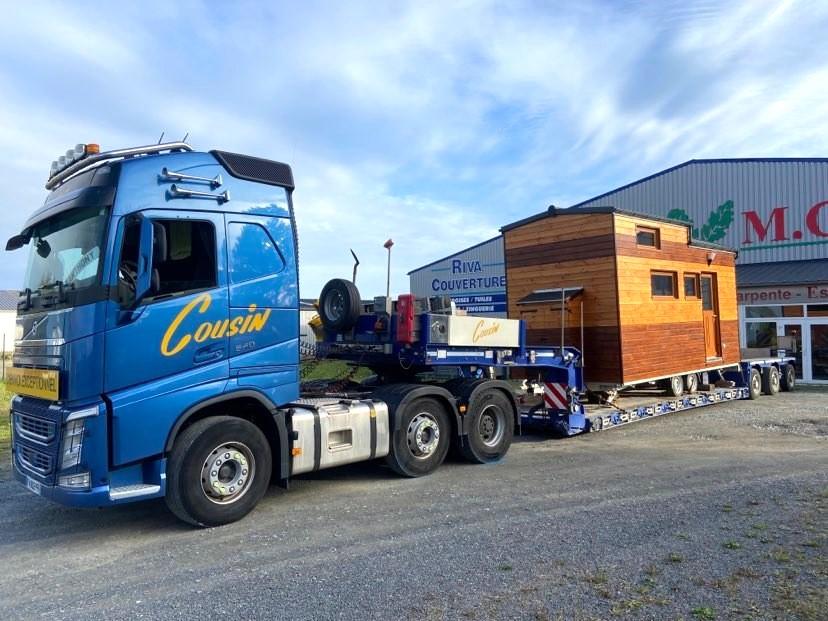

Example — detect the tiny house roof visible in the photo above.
[500,205,736,253]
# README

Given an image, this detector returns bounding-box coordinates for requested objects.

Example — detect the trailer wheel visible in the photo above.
[461,390,514,464]
[166,416,272,527]
[748,368,762,400]
[780,363,796,392]
[318,278,362,331]
[761,366,781,396]
[684,373,699,394]
[666,375,684,397]
[386,398,451,477]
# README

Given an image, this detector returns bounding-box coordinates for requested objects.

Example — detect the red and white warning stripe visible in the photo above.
[543,382,568,410]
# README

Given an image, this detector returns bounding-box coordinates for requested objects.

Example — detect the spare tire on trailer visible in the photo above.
[318,278,362,331]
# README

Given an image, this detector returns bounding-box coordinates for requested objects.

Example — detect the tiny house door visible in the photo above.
[700,274,721,359]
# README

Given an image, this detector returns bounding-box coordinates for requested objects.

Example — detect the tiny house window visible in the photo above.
[636,226,660,248]
[684,273,699,298]
[651,271,677,298]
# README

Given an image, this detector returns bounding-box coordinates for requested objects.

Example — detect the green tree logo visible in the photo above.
[667,200,734,243]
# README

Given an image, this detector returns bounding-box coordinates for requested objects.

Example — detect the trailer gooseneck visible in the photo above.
[4,142,795,526]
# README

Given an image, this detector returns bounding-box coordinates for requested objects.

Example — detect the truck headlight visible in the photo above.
[60,419,85,469]
[58,472,91,490]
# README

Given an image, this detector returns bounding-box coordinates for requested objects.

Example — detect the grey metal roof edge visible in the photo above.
[406,234,503,275]
[736,259,828,287]
[569,158,828,209]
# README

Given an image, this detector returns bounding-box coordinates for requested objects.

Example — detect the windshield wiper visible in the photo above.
[34,280,74,307]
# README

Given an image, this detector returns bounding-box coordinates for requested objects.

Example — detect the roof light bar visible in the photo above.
[45,141,192,190]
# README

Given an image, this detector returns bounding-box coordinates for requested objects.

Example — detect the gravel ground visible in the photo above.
[0,389,825,621]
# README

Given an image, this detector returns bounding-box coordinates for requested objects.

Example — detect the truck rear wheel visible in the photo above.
[461,389,514,464]
[761,366,781,396]
[166,416,272,527]
[748,368,762,400]
[780,363,796,392]
[386,398,451,477]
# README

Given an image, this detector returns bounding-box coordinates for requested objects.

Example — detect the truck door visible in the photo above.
[104,210,229,465]
[224,213,299,402]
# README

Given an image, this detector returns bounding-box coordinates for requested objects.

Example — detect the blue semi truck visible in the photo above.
[5,142,795,526]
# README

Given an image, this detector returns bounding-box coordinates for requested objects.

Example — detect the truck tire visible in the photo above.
[748,368,762,400]
[385,397,451,477]
[318,278,361,331]
[166,416,272,527]
[761,366,781,396]
[666,375,684,397]
[780,363,796,392]
[684,373,699,394]
[460,389,514,464]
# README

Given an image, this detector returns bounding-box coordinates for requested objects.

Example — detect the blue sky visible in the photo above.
[1,0,827,298]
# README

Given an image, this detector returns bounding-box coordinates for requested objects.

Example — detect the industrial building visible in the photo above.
[407,158,828,383]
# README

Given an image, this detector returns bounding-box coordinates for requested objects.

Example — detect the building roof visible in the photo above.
[0,290,18,312]
[500,205,735,252]
[407,235,503,275]
[736,259,828,288]
[516,287,584,305]
[569,158,828,210]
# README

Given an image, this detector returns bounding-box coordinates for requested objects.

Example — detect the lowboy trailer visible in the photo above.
[4,142,796,527]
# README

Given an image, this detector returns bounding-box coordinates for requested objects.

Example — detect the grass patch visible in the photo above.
[300,360,373,383]
[722,504,734,513]
[723,540,742,550]
[497,564,513,572]
[770,548,791,563]
[666,553,684,563]
[691,606,716,620]
[0,381,11,451]
[585,570,608,585]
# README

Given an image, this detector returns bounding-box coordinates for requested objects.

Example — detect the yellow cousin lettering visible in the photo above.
[472,320,500,343]
[161,294,273,356]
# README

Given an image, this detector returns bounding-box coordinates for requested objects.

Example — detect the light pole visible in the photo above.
[384,238,394,310]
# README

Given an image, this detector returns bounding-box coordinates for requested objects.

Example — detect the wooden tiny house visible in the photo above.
[501,206,739,390]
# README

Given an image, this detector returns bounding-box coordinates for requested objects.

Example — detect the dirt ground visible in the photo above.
[0,388,825,620]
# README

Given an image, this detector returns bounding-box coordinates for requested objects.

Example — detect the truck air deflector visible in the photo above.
[210,150,295,190]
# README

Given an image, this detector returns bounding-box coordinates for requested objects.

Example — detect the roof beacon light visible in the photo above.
[85,143,100,155]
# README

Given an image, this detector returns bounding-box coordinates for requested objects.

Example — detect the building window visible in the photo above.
[808,304,828,317]
[746,322,777,348]
[684,273,699,298]
[745,305,804,318]
[651,271,677,297]
[636,226,660,248]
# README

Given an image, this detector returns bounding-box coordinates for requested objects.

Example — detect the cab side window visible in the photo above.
[117,217,141,306]
[227,222,285,283]
[152,220,217,297]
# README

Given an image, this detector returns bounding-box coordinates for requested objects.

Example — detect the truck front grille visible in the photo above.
[14,414,56,444]
[18,445,54,475]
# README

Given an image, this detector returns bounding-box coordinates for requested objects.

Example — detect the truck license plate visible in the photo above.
[26,476,42,496]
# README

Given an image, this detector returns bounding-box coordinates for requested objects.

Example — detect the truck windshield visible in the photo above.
[22,205,110,293]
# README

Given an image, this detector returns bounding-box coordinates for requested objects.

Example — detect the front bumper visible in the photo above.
[10,396,166,508]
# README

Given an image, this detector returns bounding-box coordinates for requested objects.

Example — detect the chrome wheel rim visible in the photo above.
[478,404,504,448]
[201,442,255,505]
[407,413,440,459]
[324,290,345,323]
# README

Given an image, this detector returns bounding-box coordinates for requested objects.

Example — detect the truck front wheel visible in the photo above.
[166,416,272,527]
[386,398,451,477]
[461,389,514,464]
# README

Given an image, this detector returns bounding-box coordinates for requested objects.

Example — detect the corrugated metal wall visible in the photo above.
[408,236,507,316]
[575,160,828,264]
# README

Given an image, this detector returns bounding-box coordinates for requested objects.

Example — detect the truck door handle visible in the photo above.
[194,343,224,364]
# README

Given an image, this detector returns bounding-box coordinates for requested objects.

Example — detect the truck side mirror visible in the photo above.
[133,216,165,305]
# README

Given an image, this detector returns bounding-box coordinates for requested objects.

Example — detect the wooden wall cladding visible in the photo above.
[621,320,741,382]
